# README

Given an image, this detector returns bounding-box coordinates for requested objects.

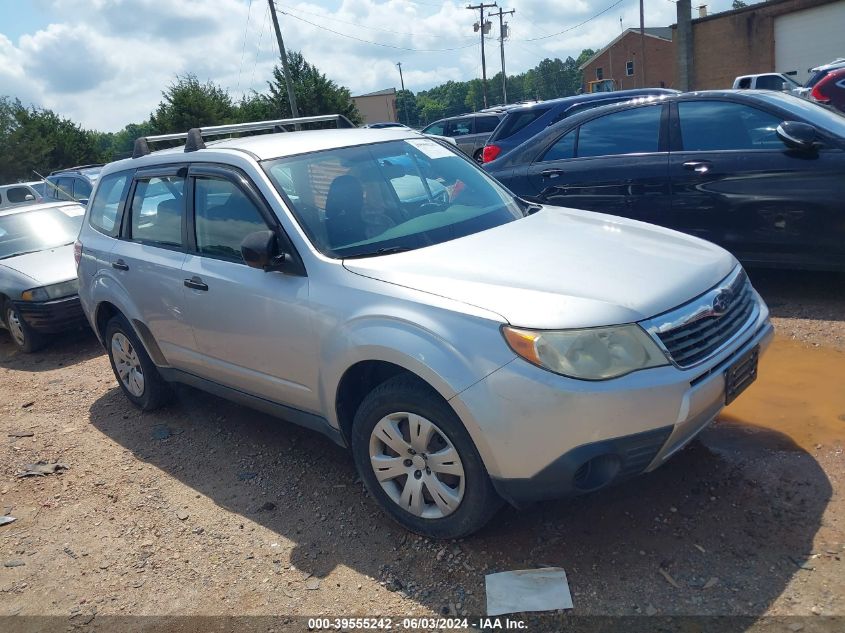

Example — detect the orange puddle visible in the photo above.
[717,336,845,451]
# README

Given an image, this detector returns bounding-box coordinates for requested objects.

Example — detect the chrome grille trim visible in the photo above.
[641,267,759,369]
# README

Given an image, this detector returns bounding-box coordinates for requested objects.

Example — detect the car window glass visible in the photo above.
[73,178,92,201]
[576,105,661,158]
[56,178,74,201]
[678,101,783,151]
[422,122,446,135]
[194,176,268,262]
[475,116,500,134]
[88,172,129,235]
[129,175,184,246]
[756,75,782,90]
[494,108,550,140]
[448,119,472,136]
[6,187,35,204]
[737,77,751,89]
[542,129,577,161]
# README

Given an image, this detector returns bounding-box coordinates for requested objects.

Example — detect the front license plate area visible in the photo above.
[724,345,759,405]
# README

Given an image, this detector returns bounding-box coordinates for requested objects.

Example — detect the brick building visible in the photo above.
[579,28,676,91]
[674,0,845,90]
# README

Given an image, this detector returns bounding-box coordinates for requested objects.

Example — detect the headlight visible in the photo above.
[502,324,668,380]
[21,279,79,302]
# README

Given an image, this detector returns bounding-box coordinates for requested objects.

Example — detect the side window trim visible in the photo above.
[122,164,188,251]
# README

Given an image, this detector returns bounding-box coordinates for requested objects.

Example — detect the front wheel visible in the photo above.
[4,303,45,353]
[351,374,501,539]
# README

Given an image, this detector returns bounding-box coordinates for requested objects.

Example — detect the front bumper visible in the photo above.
[13,295,88,333]
[450,313,773,506]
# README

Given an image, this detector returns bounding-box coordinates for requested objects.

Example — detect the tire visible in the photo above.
[4,302,45,353]
[473,149,484,164]
[351,374,502,539]
[104,314,170,411]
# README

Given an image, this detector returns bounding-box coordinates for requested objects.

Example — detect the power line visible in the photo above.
[277,8,479,52]
[235,0,254,94]
[248,5,269,93]
[275,2,476,39]
[513,0,629,41]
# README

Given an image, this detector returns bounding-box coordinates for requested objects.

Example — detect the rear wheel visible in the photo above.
[351,374,501,538]
[4,302,45,353]
[105,314,170,411]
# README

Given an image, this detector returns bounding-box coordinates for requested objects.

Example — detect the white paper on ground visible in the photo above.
[485,567,573,616]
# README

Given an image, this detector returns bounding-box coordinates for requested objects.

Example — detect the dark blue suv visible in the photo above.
[481,88,678,164]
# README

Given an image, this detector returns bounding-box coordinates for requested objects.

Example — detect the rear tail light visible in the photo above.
[73,240,83,268]
[482,144,502,163]
[810,83,830,103]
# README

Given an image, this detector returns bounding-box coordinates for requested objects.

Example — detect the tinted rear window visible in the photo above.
[491,108,550,141]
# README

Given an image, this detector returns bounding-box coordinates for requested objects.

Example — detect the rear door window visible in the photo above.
[474,116,500,134]
[56,178,74,201]
[88,172,130,236]
[446,118,473,137]
[73,178,93,201]
[542,129,577,161]
[128,175,185,247]
[576,105,662,158]
[5,187,35,204]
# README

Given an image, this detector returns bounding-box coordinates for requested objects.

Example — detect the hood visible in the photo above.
[0,243,77,287]
[344,207,736,329]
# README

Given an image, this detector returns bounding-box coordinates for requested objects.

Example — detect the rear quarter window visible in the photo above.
[88,171,131,237]
[492,108,550,141]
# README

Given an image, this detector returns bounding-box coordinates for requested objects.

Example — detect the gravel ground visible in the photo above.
[1,269,844,632]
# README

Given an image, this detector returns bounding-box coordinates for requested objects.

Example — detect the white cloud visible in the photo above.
[2,0,741,131]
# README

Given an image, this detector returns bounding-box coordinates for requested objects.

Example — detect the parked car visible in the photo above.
[485,90,845,271]
[0,201,88,352]
[796,58,845,97]
[44,164,103,204]
[0,183,42,210]
[421,111,506,163]
[732,73,802,93]
[77,117,772,538]
[808,66,845,113]
[481,88,679,164]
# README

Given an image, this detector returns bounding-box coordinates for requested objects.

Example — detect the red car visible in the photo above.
[810,67,845,114]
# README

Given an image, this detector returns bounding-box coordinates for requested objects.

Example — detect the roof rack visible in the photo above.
[49,163,105,175]
[132,114,356,159]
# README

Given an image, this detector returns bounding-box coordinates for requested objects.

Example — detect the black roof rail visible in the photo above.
[131,115,357,158]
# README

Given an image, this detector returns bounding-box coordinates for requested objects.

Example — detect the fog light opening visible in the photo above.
[573,454,621,492]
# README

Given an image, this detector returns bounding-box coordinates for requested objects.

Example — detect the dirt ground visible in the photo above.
[1,268,844,632]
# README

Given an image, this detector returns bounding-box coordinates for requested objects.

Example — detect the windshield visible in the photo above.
[750,91,845,137]
[0,207,83,260]
[262,139,524,258]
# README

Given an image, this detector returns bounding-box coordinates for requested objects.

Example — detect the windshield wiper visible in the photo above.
[343,246,414,259]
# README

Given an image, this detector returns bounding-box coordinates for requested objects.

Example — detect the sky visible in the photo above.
[0,0,743,132]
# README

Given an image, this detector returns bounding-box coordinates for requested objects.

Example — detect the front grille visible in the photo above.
[654,270,756,368]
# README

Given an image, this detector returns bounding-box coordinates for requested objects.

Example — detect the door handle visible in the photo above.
[540,168,565,179]
[112,259,129,271]
[683,160,712,174]
[183,276,208,291]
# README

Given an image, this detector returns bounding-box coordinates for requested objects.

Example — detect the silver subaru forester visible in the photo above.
[76,117,772,538]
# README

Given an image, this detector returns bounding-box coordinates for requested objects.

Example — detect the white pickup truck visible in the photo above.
[733,73,802,94]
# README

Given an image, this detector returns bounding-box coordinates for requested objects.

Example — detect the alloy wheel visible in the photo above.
[111,332,145,397]
[369,412,465,519]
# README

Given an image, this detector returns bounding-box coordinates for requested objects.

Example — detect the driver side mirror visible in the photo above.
[24,194,35,201]
[776,121,821,152]
[241,230,305,276]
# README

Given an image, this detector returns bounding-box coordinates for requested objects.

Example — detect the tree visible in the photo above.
[395,89,418,126]
[264,52,361,125]
[149,74,235,134]
[0,97,102,182]
[732,0,747,8]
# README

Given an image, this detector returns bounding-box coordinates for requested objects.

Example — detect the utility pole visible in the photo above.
[268,0,300,125]
[396,62,405,92]
[467,2,497,109]
[639,0,647,88]
[490,7,514,104]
